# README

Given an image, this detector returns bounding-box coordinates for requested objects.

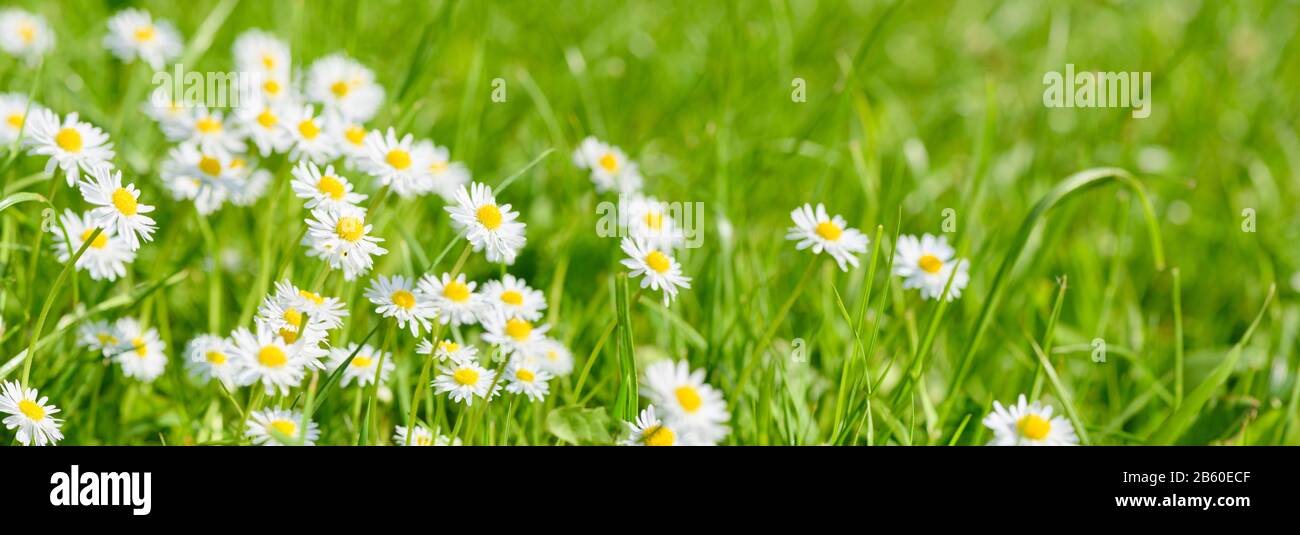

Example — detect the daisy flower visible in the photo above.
[503,358,552,402]
[480,312,550,358]
[415,139,470,200]
[78,165,157,250]
[185,334,238,386]
[328,343,394,387]
[236,101,292,157]
[306,54,384,122]
[285,104,337,164]
[112,317,168,383]
[621,405,683,446]
[625,194,684,251]
[172,106,245,154]
[418,272,483,326]
[255,285,332,347]
[303,204,387,280]
[432,361,498,406]
[641,360,730,444]
[233,29,291,81]
[160,143,237,215]
[0,92,44,145]
[393,425,460,446]
[535,337,574,377]
[0,381,63,446]
[329,119,372,168]
[103,8,182,70]
[572,136,643,194]
[24,109,114,186]
[786,203,869,272]
[245,408,319,446]
[50,209,135,281]
[445,182,527,264]
[229,325,320,395]
[0,9,53,64]
[362,128,433,197]
[620,237,691,305]
[263,280,348,330]
[892,233,970,301]
[416,338,478,366]
[365,274,436,337]
[143,86,192,137]
[983,394,1079,446]
[77,320,121,357]
[478,274,546,322]
[290,160,365,211]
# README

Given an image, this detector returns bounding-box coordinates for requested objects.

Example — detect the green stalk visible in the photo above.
[20,228,101,387]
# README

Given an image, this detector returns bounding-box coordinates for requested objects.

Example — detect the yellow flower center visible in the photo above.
[111,188,139,216]
[132,337,148,357]
[270,420,296,437]
[336,216,365,242]
[645,251,671,274]
[256,109,277,128]
[453,367,479,386]
[206,351,227,364]
[385,149,411,170]
[918,254,944,274]
[196,116,222,134]
[344,126,366,145]
[675,386,702,413]
[318,175,345,200]
[283,308,303,327]
[351,356,372,368]
[430,161,448,174]
[198,155,222,177]
[505,318,532,341]
[546,351,559,362]
[297,119,320,140]
[96,333,119,346]
[415,435,433,446]
[55,127,82,152]
[80,228,108,249]
[643,425,675,446]
[815,221,842,241]
[261,55,275,70]
[442,280,470,303]
[330,81,351,97]
[500,290,524,306]
[258,346,287,368]
[278,328,299,344]
[515,368,535,383]
[18,24,35,44]
[439,341,460,353]
[476,204,503,230]
[6,113,23,128]
[231,158,246,169]
[1017,414,1051,440]
[299,290,324,304]
[263,79,281,95]
[598,152,618,172]
[645,211,664,230]
[18,399,44,421]
[391,290,416,310]
[134,25,156,42]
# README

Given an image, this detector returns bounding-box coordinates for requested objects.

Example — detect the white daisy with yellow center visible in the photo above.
[264,279,349,331]
[892,233,970,301]
[417,338,479,366]
[0,9,53,64]
[786,203,869,272]
[111,317,168,383]
[160,143,237,216]
[143,86,195,139]
[619,237,691,306]
[534,337,574,377]
[393,425,460,446]
[625,194,685,251]
[329,120,372,167]
[641,360,730,444]
[184,334,238,386]
[481,312,551,358]
[572,136,643,195]
[329,343,394,388]
[103,8,182,70]
[478,273,547,322]
[290,160,366,212]
[24,109,115,186]
[77,320,122,357]
[232,29,291,81]
[304,204,387,281]
[246,408,319,446]
[237,101,292,156]
[78,165,157,251]
[230,325,322,395]
[414,139,470,201]
[432,361,499,406]
[0,380,63,446]
[173,105,245,154]
[365,274,437,337]
[285,104,338,164]
[417,272,484,326]
[50,209,135,281]
[254,284,332,352]
[503,357,552,402]
[0,92,45,145]
[982,394,1078,446]
[306,54,384,122]
[621,405,685,446]
[362,128,435,198]
[445,182,527,265]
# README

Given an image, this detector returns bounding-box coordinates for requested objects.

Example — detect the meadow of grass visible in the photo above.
[1,0,1298,446]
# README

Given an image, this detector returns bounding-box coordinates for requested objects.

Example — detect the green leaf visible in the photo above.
[546,406,614,445]
[0,192,47,213]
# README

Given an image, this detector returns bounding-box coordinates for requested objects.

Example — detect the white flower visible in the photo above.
[0,9,53,64]
[49,209,135,281]
[229,325,322,395]
[245,408,319,446]
[983,394,1078,446]
[262,280,348,331]
[417,272,483,326]
[0,381,63,446]
[572,136,642,194]
[480,313,549,358]
[362,128,433,197]
[478,274,546,322]
[233,29,290,81]
[393,425,459,446]
[78,165,157,251]
[112,317,168,383]
[255,283,333,347]
[229,168,272,207]
[445,182,526,264]
[641,360,729,444]
[625,194,685,251]
[185,334,238,386]
[236,101,293,157]
[503,357,551,402]
[285,104,338,164]
[24,109,114,186]
[306,54,384,122]
[328,343,394,388]
[329,119,372,168]
[621,405,684,446]
[620,237,691,305]
[415,139,470,200]
[535,337,573,377]
[416,339,478,366]
[143,87,192,138]
[366,274,436,337]
[432,361,498,406]
[304,204,387,281]
[103,9,182,70]
[786,203,869,272]
[892,233,970,301]
[290,160,365,212]
[0,92,45,145]
[77,320,121,357]
[159,143,236,215]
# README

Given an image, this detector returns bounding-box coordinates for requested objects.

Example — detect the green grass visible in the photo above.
[2,0,1299,445]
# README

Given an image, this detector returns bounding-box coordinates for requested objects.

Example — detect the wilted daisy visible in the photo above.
[50,209,135,281]
[366,274,436,337]
[418,272,482,326]
[446,182,526,264]
[290,160,365,211]
[503,358,551,401]
[236,101,292,156]
[0,381,63,446]
[112,317,167,383]
[306,54,384,122]
[285,104,337,164]
[185,334,238,386]
[621,405,682,446]
[893,233,970,301]
[304,204,387,280]
[620,237,691,305]
[233,29,291,81]
[415,139,470,200]
[641,360,730,444]
[25,109,114,186]
[0,92,44,145]
[786,203,869,272]
[480,313,550,357]
[328,343,394,387]
[478,274,546,322]
[229,325,321,395]
[363,128,433,197]
[0,9,53,64]
[393,425,460,446]
[535,337,573,376]
[417,338,478,366]
[77,320,121,357]
[103,8,182,70]
[432,360,498,406]
[983,394,1078,446]
[572,136,643,194]
[625,195,684,251]
[78,165,157,250]
[245,408,319,446]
